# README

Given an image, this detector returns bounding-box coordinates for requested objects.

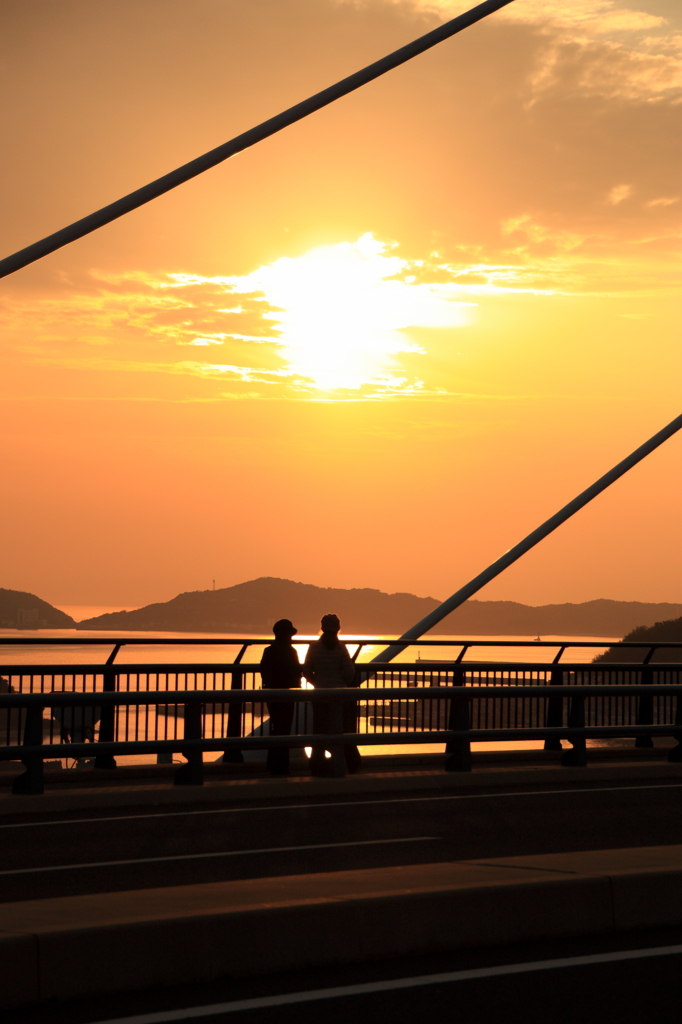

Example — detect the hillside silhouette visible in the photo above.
[76,578,682,636]
[77,578,438,635]
[595,616,682,663]
[0,588,75,629]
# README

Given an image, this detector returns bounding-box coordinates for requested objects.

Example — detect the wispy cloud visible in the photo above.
[384,0,682,101]
[646,195,680,208]
[607,184,634,205]
[395,0,667,36]
[2,236,479,399]
[2,226,677,400]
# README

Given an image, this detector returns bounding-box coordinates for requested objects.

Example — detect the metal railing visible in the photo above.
[1,646,682,792]
[2,636,681,661]
[1,681,682,793]
[2,659,681,743]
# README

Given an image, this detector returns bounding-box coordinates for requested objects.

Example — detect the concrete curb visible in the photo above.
[2,844,682,1007]
[1,760,682,817]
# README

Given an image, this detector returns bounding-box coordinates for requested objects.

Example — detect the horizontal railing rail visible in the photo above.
[2,727,680,759]
[6,638,682,646]
[2,684,682,704]
[2,637,681,666]
[2,676,682,793]
[2,660,681,676]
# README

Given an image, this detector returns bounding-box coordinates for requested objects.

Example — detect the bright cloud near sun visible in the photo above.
[224,234,474,392]
[1,234,584,401]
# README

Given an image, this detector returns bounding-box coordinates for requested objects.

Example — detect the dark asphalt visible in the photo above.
[2,777,682,902]
[6,925,682,1024]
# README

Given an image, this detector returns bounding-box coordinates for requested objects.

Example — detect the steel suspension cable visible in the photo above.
[0,0,515,280]
[371,413,682,663]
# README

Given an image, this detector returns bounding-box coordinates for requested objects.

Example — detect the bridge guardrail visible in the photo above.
[2,670,682,792]
[2,661,681,748]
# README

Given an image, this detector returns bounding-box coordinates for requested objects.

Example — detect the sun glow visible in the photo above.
[231,234,473,393]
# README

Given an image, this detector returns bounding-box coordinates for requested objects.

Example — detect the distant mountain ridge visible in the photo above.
[76,577,682,637]
[77,577,438,635]
[0,588,75,629]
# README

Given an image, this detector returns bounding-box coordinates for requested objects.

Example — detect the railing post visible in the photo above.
[668,674,682,762]
[445,666,471,772]
[224,666,244,763]
[174,700,204,785]
[635,655,654,748]
[561,681,587,767]
[544,652,564,752]
[95,666,117,769]
[12,703,44,794]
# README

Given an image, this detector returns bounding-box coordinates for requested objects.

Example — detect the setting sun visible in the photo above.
[0,0,679,611]
[229,233,473,394]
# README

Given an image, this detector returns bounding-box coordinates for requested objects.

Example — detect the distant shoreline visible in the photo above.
[0,627,622,641]
[4,581,680,638]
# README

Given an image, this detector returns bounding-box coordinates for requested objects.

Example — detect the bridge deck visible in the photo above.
[3,841,682,1007]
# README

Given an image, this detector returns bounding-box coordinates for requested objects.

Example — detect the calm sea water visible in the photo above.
[0,630,618,666]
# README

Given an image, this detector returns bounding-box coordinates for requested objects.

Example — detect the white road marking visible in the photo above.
[1,782,681,829]
[0,836,439,876]
[85,943,682,1023]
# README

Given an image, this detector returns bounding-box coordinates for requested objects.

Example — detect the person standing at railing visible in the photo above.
[304,614,361,777]
[260,619,303,776]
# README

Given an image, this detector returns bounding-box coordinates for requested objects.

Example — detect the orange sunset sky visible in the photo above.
[0,0,680,615]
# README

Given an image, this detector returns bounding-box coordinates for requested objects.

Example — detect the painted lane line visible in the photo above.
[465,861,579,874]
[2,781,681,830]
[0,835,439,876]
[85,943,682,1024]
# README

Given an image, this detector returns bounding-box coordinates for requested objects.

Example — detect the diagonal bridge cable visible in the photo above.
[371,412,682,663]
[0,0,516,280]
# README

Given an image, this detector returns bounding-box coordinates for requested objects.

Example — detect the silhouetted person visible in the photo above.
[260,619,303,776]
[304,613,361,777]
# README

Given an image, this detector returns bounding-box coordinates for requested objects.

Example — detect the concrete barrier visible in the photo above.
[3,844,682,1007]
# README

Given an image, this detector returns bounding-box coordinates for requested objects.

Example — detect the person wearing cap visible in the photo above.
[260,619,303,776]
[303,614,361,776]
